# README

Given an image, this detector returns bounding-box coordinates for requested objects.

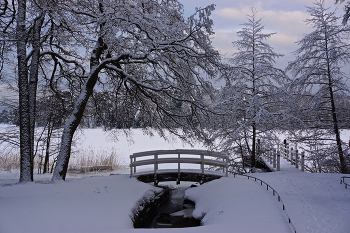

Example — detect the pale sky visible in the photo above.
[179,0,343,70]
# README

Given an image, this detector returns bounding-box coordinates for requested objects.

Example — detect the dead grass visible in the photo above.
[0,152,20,172]
[0,147,124,174]
[68,148,124,173]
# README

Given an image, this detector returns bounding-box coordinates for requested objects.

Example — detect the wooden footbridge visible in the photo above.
[130,149,229,185]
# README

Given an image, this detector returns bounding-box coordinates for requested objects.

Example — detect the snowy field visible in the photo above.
[1,127,350,233]
[0,165,349,233]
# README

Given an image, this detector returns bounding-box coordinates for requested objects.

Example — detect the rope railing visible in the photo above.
[340,176,350,189]
[231,172,298,233]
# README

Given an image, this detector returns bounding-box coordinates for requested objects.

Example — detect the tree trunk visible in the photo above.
[328,80,349,173]
[251,124,256,172]
[29,13,45,176]
[17,0,32,182]
[43,120,53,174]
[325,36,349,174]
[52,38,105,181]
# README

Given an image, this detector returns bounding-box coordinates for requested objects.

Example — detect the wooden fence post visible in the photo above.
[225,156,228,177]
[154,153,158,185]
[130,155,133,177]
[273,148,276,169]
[290,147,294,165]
[296,150,299,169]
[301,151,305,172]
[177,151,181,184]
[133,157,136,173]
[200,153,205,184]
[201,153,204,175]
[277,150,280,171]
[283,139,287,160]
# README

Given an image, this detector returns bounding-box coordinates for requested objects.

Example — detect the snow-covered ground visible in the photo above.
[1,127,350,233]
[1,164,349,233]
[254,159,350,233]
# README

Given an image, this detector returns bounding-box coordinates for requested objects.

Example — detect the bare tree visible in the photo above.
[287,0,350,174]
[1,0,87,182]
[51,0,224,181]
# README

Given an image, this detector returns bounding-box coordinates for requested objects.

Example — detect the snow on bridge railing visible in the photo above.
[130,149,229,183]
[258,141,305,172]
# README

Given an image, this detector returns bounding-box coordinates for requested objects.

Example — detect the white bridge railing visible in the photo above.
[130,149,228,182]
[259,142,305,172]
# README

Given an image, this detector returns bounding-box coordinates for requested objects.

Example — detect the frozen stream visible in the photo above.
[148,183,200,228]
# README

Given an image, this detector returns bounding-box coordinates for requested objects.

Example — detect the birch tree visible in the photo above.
[213,8,287,172]
[51,0,224,181]
[287,0,350,174]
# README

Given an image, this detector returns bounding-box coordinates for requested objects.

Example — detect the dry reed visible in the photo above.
[0,147,124,174]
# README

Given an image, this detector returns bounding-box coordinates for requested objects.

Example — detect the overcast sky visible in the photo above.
[178,0,343,70]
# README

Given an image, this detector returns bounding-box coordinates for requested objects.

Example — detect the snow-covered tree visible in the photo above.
[213,8,287,172]
[16,0,34,182]
[287,0,350,174]
[1,0,98,182]
[335,0,350,24]
[51,0,224,181]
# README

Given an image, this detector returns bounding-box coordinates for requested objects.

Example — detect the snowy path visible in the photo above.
[253,157,350,233]
[254,157,350,233]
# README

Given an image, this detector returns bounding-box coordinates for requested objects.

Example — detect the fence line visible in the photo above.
[232,172,298,233]
[340,176,350,189]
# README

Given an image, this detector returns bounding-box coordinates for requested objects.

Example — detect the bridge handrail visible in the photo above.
[131,149,227,159]
[259,143,305,172]
[132,157,226,167]
[130,149,229,180]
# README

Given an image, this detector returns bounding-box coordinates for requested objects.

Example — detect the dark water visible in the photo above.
[148,184,201,228]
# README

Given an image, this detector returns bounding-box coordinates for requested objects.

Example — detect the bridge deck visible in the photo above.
[133,169,227,184]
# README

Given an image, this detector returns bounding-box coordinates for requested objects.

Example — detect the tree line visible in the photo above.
[0,0,349,183]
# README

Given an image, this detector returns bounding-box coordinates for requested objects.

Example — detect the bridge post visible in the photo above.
[133,157,136,174]
[283,144,286,160]
[130,155,133,177]
[295,150,299,169]
[301,151,305,172]
[277,150,280,171]
[201,153,204,184]
[269,147,272,164]
[177,151,180,185]
[225,156,228,177]
[154,153,158,185]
